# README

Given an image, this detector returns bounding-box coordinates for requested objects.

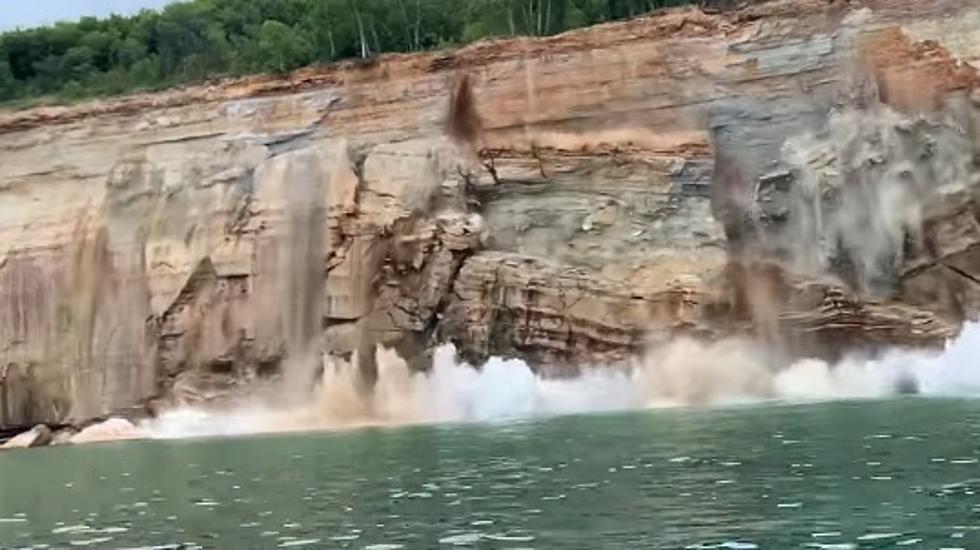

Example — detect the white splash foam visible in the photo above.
[776,322,980,400]
[141,323,980,439]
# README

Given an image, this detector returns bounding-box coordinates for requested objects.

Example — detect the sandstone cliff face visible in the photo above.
[1,0,979,428]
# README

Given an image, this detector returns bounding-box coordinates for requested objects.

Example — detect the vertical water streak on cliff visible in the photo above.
[64,217,111,422]
[264,149,329,400]
[522,41,539,145]
[113,157,161,414]
[0,255,57,425]
[54,156,160,423]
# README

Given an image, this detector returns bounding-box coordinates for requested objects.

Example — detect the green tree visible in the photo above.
[301,0,357,61]
[462,0,515,42]
[0,58,18,100]
[111,37,146,69]
[258,20,313,73]
[31,55,63,92]
[60,46,97,81]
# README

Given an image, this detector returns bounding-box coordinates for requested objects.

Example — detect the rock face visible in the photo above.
[2,424,53,449]
[0,0,979,428]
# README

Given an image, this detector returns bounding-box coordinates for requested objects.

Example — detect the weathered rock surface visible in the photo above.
[0,0,979,428]
[50,427,79,446]
[1,424,52,449]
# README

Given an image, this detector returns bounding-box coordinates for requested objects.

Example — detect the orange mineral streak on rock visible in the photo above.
[860,27,980,112]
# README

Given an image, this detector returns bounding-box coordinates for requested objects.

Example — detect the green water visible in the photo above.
[1,399,979,549]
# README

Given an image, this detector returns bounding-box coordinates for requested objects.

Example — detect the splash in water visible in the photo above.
[142,323,980,439]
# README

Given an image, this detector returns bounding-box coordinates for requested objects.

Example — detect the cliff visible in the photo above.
[1,0,979,428]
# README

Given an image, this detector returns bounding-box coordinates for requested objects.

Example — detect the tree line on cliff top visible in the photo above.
[0,0,705,106]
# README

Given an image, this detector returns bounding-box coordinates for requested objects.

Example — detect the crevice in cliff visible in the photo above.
[263,130,316,157]
[145,132,226,145]
[159,257,219,328]
[942,262,980,287]
[530,144,549,180]
[346,144,372,211]
[424,248,474,346]
[479,151,502,186]
[226,191,255,236]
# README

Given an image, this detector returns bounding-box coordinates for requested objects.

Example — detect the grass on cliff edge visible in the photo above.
[0,0,719,110]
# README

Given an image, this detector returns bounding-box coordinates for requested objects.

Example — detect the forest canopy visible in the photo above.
[0,0,701,105]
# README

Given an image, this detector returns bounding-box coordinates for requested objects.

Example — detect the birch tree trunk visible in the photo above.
[396,0,414,51]
[352,4,370,58]
[544,0,551,35]
[414,0,422,51]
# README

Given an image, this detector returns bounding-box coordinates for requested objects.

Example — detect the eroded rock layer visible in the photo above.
[1,0,979,428]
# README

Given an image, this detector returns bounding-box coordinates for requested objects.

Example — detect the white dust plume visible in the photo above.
[141,323,980,439]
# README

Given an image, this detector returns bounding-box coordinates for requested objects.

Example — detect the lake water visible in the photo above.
[1,398,979,549]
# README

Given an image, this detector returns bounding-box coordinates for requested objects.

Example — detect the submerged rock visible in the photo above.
[894,375,920,395]
[50,428,80,446]
[1,425,53,450]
